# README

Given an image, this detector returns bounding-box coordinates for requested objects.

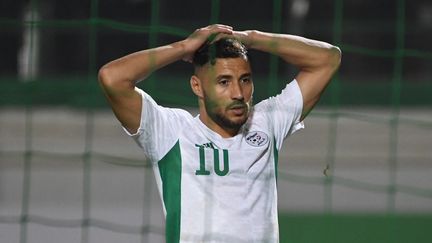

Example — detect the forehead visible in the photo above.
[197,57,251,78]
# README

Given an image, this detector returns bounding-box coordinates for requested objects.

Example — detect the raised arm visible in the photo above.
[233,30,341,120]
[98,24,233,133]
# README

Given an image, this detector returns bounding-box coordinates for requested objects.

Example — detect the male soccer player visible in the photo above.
[98,24,341,242]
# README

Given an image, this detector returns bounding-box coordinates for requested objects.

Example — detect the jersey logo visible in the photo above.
[245,131,269,147]
[195,142,215,149]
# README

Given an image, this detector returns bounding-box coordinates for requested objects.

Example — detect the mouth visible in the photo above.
[228,104,247,115]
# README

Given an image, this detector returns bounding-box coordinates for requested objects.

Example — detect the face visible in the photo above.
[193,57,254,134]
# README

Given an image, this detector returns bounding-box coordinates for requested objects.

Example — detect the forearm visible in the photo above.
[97,24,236,133]
[238,30,341,120]
[244,30,340,71]
[99,40,187,88]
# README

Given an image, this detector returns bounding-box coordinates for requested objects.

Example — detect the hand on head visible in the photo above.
[182,24,234,63]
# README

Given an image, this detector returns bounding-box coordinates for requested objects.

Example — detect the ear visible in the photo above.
[190,75,204,98]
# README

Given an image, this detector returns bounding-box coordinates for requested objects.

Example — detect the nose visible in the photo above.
[230,82,244,101]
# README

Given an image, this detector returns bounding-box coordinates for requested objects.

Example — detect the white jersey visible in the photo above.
[125,80,304,243]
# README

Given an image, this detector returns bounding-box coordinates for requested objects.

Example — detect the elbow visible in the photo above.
[98,64,133,90]
[327,45,342,71]
[97,65,135,95]
[307,44,342,74]
[98,65,114,88]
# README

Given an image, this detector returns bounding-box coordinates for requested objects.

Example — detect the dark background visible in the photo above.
[0,0,431,106]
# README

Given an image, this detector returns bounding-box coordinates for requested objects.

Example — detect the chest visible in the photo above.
[178,130,275,180]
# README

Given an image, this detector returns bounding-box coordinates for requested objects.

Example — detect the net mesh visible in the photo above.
[1,0,432,242]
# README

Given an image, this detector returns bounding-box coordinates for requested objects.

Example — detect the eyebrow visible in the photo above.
[216,74,232,81]
[215,72,252,81]
[239,73,252,79]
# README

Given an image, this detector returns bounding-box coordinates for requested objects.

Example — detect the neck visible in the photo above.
[198,108,239,138]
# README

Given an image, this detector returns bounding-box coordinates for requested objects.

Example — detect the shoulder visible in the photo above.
[138,87,192,119]
[249,79,304,145]
[253,80,302,115]
[130,87,194,137]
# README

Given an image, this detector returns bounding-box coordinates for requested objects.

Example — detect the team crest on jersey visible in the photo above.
[245,131,269,147]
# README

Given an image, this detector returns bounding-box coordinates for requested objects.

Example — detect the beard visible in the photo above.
[205,98,252,131]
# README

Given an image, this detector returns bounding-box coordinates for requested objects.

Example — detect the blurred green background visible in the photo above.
[1,0,431,242]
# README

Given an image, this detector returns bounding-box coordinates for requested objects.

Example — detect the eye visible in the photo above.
[241,77,252,84]
[218,79,229,86]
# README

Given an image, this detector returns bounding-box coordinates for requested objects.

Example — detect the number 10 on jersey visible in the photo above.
[195,147,230,176]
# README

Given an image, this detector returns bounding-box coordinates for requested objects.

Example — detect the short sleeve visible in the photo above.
[123,88,192,163]
[254,79,304,150]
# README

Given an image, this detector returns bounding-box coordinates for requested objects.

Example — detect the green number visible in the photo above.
[195,146,211,175]
[214,149,229,176]
[195,147,230,176]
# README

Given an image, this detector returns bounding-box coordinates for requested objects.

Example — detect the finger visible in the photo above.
[212,24,233,30]
[210,33,231,44]
[209,24,233,34]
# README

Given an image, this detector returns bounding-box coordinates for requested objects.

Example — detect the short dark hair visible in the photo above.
[192,38,248,67]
